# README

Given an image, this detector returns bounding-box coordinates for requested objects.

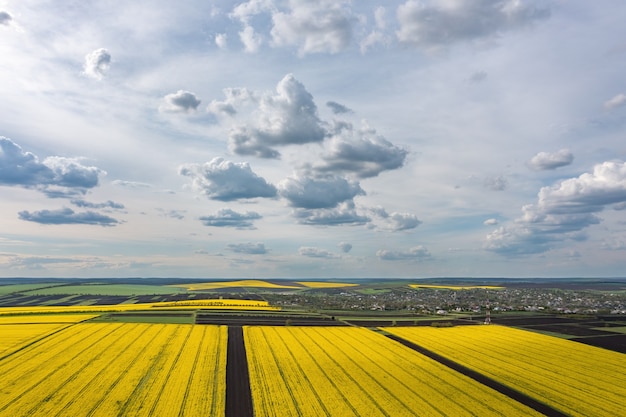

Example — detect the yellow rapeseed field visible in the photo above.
[0,322,227,417]
[295,281,359,288]
[0,298,277,315]
[244,326,543,416]
[0,314,97,357]
[383,325,626,417]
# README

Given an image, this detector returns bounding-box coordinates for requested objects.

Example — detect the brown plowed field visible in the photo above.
[571,334,626,353]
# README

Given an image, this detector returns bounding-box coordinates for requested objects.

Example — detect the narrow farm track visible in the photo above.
[226,326,253,417]
[385,333,568,417]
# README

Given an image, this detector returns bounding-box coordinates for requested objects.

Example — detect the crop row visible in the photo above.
[244,326,542,416]
[0,323,227,417]
[383,325,626,417]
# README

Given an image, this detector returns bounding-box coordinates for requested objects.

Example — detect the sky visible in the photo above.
[1,0,626,279]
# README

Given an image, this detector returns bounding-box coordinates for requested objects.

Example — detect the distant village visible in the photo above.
[267,286,626,316]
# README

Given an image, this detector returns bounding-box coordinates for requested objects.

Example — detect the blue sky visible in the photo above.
[1,0,626,278]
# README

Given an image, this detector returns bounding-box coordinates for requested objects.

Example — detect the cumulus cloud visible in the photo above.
[228,74,326,158]
[528,149,574,171]
[270,0,353,55]
[42,157,101,189]
[376,245,431,261]
[338,241,352,253]
[83,48,111,80]
[604,93,626,110]
[485,161,626,255]
[1,137,56,186]
[316,122,407,178]
[227,242,267,254]
[0,137,103,195]
[299,246,338,258]
[207,87,255,117]
[370,207,421,231]
[199,208,261,228]
[0,11,12,25]
[293,201,369,226]
[179,157,277,201]
[484,218,498,226]
[278,173,364,209]
[18,208,119,226]
[160,90,201,113]
[229,0,360,55]
[396,0,550,49]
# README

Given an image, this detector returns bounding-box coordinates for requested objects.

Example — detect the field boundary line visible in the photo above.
[226,326,253,417]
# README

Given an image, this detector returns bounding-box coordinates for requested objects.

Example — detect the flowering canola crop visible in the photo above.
[383,325,626,417]
[0,322,227,417]
[244,326,543,417]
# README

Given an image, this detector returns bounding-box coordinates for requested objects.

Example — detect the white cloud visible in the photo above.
[0,137,103,195]
[278,173,364,209]
[485,161,626,255]
[604,93,626,110]
[82,48,111,80]
[207,87,256,117]
[227,242,267,254]
[239,25,263,53]
[316,121,407,178]
[215,33,228,49]
[299,246,339,258]
[528,149,574,171]
[160,90,201,113]
[396,0,550,49]
[370,207,421,231]
[376,245,431,261]
[199,208,261,228]
[228,74,326,158]
[293,201,369,226]
[18,208,119,226]
[270,0,354,55]
[179,157,277,201]
[484,218,498,226]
